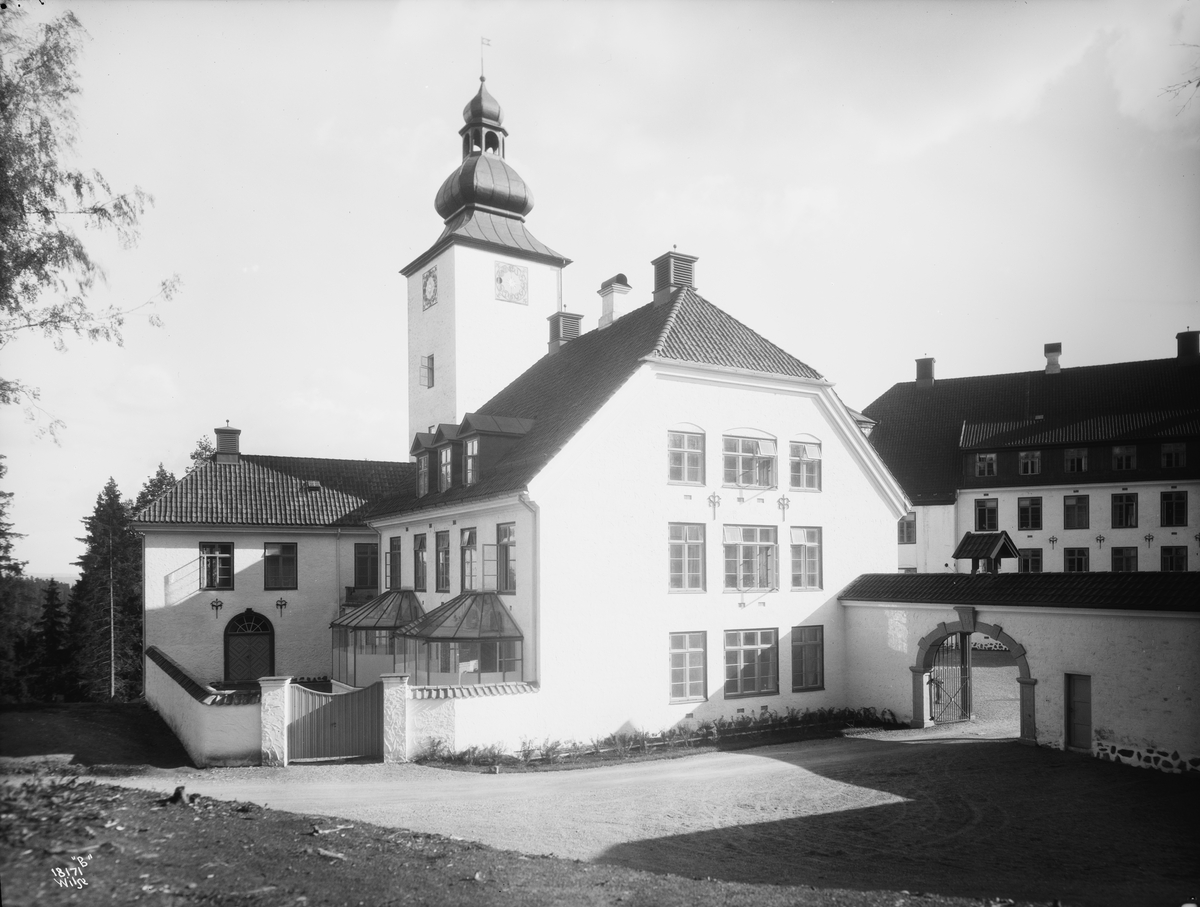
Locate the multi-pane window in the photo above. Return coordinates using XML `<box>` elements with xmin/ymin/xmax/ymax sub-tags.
<box><xmin>1111</xmin><ymin>493</ymin><xmax>1138</xmax><ymax>529</ymax></box>
<box><xmin>1017</xmin><ymin>497</ymin><xmax>1042</xmax><ymax>531</ymax></box>
<box><xmin>413</xmin><ymin>534</ymin><xmax>427</xmax><ymax>592</ymax></box>
<box><xmin>1064</xmin><ymin>495</ymin><xmax>1090</xmax><ymax>530</ymax></box>
<box><xmin>722</xmin><ymin>436</ymin><xmax>776</xmax><ymax>488</ymax></box>
<box><xmin>497</xmin><ymin>523</ymin><xmax>516</xmax><ymax>593</ymax></box>
<box><xmin>1112</xmin><ymin>446</ymin><xmax>1136</xmax><ymax>470</ymax></box>
<box><xmin>263</xmin><ymin>543</ymin><xmax>297</xmax><ymax>590</ymax></box>
<box><xmin>354</xmin><ymin>543</ymin><xmax>378</xmax><ymax>589</ymax></box>
<box><xmin>668</xmin><ymin>524</ymin><xmax>705</xmax><ymax>591</ymax></box>
<box><xmin>668</xmin><ymin>432</ymin><xmax>704</xmax><ymax>484</ymax></box>
<box><xmin>386</xmin><ymin>537</ymin><xmax>402</xmax><ymax>590</ymax></box>
<box><xmin>1019</xmin><ymin>451</ymin><xmax>1041</xmax><ymax>475</ymax></box>
<box><xmin>200</xmin><ymin>543</ymin><xmax>233</xmax><ymax>590</ymax></box>
<box><xmin>1161</xmin><ymin>442</ymin><xmax>1186</xmax><ymax>468</ymax></box>
<box><xmin>1018</xmin><ymin>548</ymin><xmax>1042</xmax><ymax>573</ymax></box>
<box><xmin>669</xmin><ymin>632</ymin><xmax>706</xmax><ymax>702</ymax></box>
<box><xmin>1161</xmin><ymin>546</ymin><xmax>1188</xmax><ymax>572</ymax></box>
<box><xmin>419</xmin><ymin>354</ymin><xmax>435</xmax><ymax>388</ymax></box>
<box><xmin>791</xmin><ymin>625</ymin><xmax>824</xmax><ymax>692</ymax></box>
<box><xmin>438</xmin><ymin>447</ymin><xmax>452</xmax><ymax>492</ymax></box>
<box><xmin>974</xmin><ymin>453</ymin><xmax>997</xmax><ymax>478</ymax></box>
<box><xmin>722</xmin><ymin>526</ymin><xmax>777</xmax><ymax>591</ymax></box>
<box><xmin>461</xmin><ymin>528</ymin><xmax>477</xmax><ymax>590</ymax></box>
<box><xmin>1111</xmin><ymin>547</ymin><xmax>1137</xmax><ymax>573</ymax></box>
<box><xmin>898</xmin><ymin>512</ymin><xmax>916</xmax><ymax>545</ymax></box>
<box><xmin>435</xmin><ymin>531</ymin><xmax>450</xmax><ymax>592</ymax></box>
<box><xmin>1161</xmin><ymin>491</ymin><xmax>1188</xmax><ymax>527</ymax></box>
<box><xmin>1064</xmin><ymin>448</ymin><xmax>1088</xmax><ymax>473</ymax></box>
<box><xmin>789</xmin><ymin>527</ymin><xmax>822</xmax><ymax>590</ymax></box>
<box><xmin>416</xmin><ymin>455</ymin><xmax>429</xmax><ymax>496</ymax></box>
<box><xmin>464</xmin><ymin>438</ymin><xmax>479</xmax><ymax>485</ymax></box>
<box><xmin>724</xmin><ymin>629</ymin><xmax>778</xmax><ymax>697</ymax></box>
<box><xmin>1064</xmin><ymin>547</ymin><xmax>1089</xmax><ymax>573</ymax></box>
<box><xmin>789</xmin><ymin>442</ymin><xmax>821</xmax><ymax>491</ymax></box>
<box><xmin>975</xmin><ymin>498</ymin><xmax>997</xmax><ymax>531</ymax></box>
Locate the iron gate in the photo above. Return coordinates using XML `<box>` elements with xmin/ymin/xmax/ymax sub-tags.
<box><xmin>288</xmin><ymin>681</ymin><xmax>383</xmax><ymax>761</ymax></box>
<box><xmin>929</xmin><ymin>632</ymin><xmax>971</xmax><ymax>723</ymax></box>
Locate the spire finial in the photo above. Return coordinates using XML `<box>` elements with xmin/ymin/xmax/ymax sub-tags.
<box><xmin>481</xmin><ymin>36</ymin><xmax>491</xmax><ymax>79</ymax></box>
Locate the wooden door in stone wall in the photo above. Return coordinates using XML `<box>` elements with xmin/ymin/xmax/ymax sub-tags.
<box><xmin>1066</xmin><ymin>673</ymin><xmax>1092</xmax><ymax>750</ymax></box>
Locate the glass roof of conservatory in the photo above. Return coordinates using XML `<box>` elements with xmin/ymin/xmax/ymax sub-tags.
<box><xmin>330</xmin><ymin>589</ymin><xmax>425</xmax><ymax>630</ymax></box>
<box><xmin>398</xmin><ymin>591</ymin><xmax>524</xmax><ymax>641</ymax></box>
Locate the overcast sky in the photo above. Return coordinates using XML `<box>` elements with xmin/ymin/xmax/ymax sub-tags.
<box><xmin>3</xmin><ymin>0</ymin><xmax>1198</xmax><ymax>581</ymax></box>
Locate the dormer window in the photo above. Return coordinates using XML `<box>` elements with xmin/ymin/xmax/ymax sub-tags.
<box><xmin>465</xmin><ymin>438</ymin><xmax>479</xmax><ymax>485</ymax></box>
<box><xmin>439</xmin><ymin>447</ymin><xmax>452</xmax><ymax>492</ymax></box>
<box><xmin>974</xmin><ymin>453</ymin><xmax>997</xmax><ymax>478</ymax></box>
<box><xmin>722</xmin><ymin>436</ymin><xmax>776</xmax><ymax>488</ymax></box>
<box><xmin>417</xmin><ymin>455</ymin><xmax>429</xmax><ymax>497</ymax></box>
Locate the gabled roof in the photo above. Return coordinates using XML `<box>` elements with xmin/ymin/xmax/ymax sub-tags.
<box><xmin>370</xmin><ymin>288</ymin><xmax>824</xmax><ymax>518</ymax></box>
<box><xmin>951</xmin><ymin>531</ymin><xmax>1020</xmax><ymax>562</ymax></box>
<box><xmin>862</xmin><ymin>357</ymin><xmax>1200</xmax><ymax>505</ymax></box>
<box><xmin>839</xmin><ymin>572</ymin><xmax>1200</xmax><ymax>612</ymax></box>
<box><xmin>135</xmin><ymin>455</ymin><xmax>412</xmax><ymax>528</ymax></box>
<box><xmin>330</xmin><ymin>590</ymin><xmax>426</xmax><ymax>630</ymax></box>
<box><xmin>458</xmin><ymin>413</ymin><xmax>535</xmax><ymax>436</ymax></box>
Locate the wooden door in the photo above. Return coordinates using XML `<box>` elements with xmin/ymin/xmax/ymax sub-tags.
<box><xmin>1066</xmin><ymin>673</ymin><xmax>1091</xmax><ymax>750</ymax></box>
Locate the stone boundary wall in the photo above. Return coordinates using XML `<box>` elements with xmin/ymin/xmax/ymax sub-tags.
<box><xmin>1095</xmin><ymin>742</ymin><xmax>1200</xmax><ymax>774</ymax></box>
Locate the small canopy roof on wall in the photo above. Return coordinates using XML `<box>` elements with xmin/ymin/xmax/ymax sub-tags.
<box><xmin>952</xmin><ymin>531</ymin><xmax>1020</xmax><ymax>574</ymax></box>
<box><xmin>330</xmin><ymin>589</ymin><xmax>425</xmax><ymax>630</ymax></box>
<box><xmin>398</xmin><ymin>591</ymin><xmax>523</xmax><ymax>641</ymax></box>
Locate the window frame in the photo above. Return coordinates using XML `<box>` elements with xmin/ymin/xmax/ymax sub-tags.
<box><xmin>1111</xmin><ymin>546</ymin><xmax>1138</xmax><ymax>573</ymax></box>
<box><xmin>1063</xmin><ymin>495</ymin><xmax>1090</xmax><ymax>530</ymax></box>
<box><xmin>897</xmin><ymin>512</ymin><xmax>916</xmax><ymax>545</ymax></box>
<box><xmin>497</xmin><ymin>523</ymin><xmax>516</xmax><ymax>594</ymax></box>
<box><xmin>435</xmin><ymin>530</ymin><xmax>450</xmax><ymax>593</ymax></box>
<box><xmin>1161</xmin><ymin>546</ymin><xmax>1188</xmax><ymax>572</ymax></box>
<box><xmin>353</xmin><ymin>543</ymin><xmax>378</xmax><ymax>589</ymax></box>
<box><xmin>722</xmin><ymin>436</ymin><xmax>777</xmax><ymax>489</ymax></box>
<box><xmin>1161</xmin><ymin>442</ymin><xmax>1186</xmax><ymax>468</ymax></box>
<box><xmin>668</xmin><ymin>523</ymin><xmax>705</xmax><ymax>592</ymax></box>
<box><xmin>1017</xmin><ymin>496</ymin><xmax>1042</xmax><ymax>531</ymax></box>
<box><xmin>200</xmin><ymin>542</ymin><xmax>234</xmax><ymax>590</ymax></box>
<box><xmin>438</xmin><ymin>447</ymin><xmax>452</xmax><ymax>492</ymax></box>
<box><xmin>461</xmin><ymin>527</ymin><xmax>478</xmax><ymax>591</ymax></box>
<box><xmin>667</xmin><ymin>431</ymin><xmax>705</xmax><ymax>485</ymax></box>
<box><xmin>1064</xmin><ymin>547</ymin><xmax>1090</xmax><ymax>573</ymax></box>
<box><xmin>416</xmin><ymin>455</ymin><xmax>429</xmax><ymax>497</ymax></box>
<box><xmin>1111</xmin><ymin>493</ymin><xmax>1138</xmax><ymax>529</ymax></box>
<box><xmin>1111</xmin><ymin>445</ymin><xmax>1136</xmax><ymax>471</ymax></box>
<box><xmin>386</xmin><ymin>537</ymin><xmax>402</xmax><ymax>590</ymax></box>
<box><xmin>669</xmin><ymin>632</ymin><xmax>707</xmax><ymax>702</ymax></box>
<box><xmin>1161</xmin><ymin>491</ymin><xmax>1188</xmax><ymax>527</ymax></box>
<box><xmin>419</xmin><ymin>354</ymin><xmax>435</xmax><ymax>388</ymax></box>
<box><xmin>974</xmin><ymin>498</ymin><xmax>998</xmax><ymax>532</ymax></box>
<box><xmin>1064</xmin><ymin>448</ymin><xmax>1088</xmax><ymax>473</ymax></box>
<box><xmin>413</xmin><ymin>533</ymin><xmax>427</xmax><ymax>592</ymax></box>
<box><xmin>723</xmin><ymin>628</ymin><xmax>779</xmax><ymax>698</ymax></box>
<box><xmin>791</xmin><ymin>625</ymin><xmax>824</xmax><ymax>692</ymax></box>
<box><xmin>1019</xmin><ymin>450</ymin><xmax>1041</xmax><ymax>475</ymax></box>
<box><xmin>974</xmin><ymin>453</ymin><xmax>997</xmax><ymax>478</ymax></box>
<box><xmin>789</xmin><ymin>527</ymin><xmax>822</xmax><ymax>590</ymax></box>
<box><xmin>1018</xmin><ymin>548</ymin><xmax>1042</xmax><ymax>573</ymax></box>
<box><xmin>789</xmin><ymin>441</ymin><xmax>822</xmax><ymax>491</ymax></box>
<box><xmin>464</xmin><ymin>438</ymin><xmax>479</xmax><ymax>485</ymax></box>
<box><xmin>263</xmin><ymin>542</ymin><xmax>297</xmax><ymax>591</ymax></box>
<box><xmin>722</xmin><ymin>525</ymin><xmax>778</xmax><ymax>592</ymax></box>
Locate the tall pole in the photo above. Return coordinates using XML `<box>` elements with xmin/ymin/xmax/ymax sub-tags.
<box><xmin>109</xmin><ymin>528</ymin><xmax>115</xmax><ymax>700</ymax></box>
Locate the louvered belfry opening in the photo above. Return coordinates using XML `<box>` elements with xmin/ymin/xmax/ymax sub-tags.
<box><xmin>547</xmin><ymin>310</ymin><xmax>584</xmax><ymax>354</ymax></box>
<box><xmin>650</xmin><ymin>250</ymin><xmax>698</xmax><ymax>304</ymax></box>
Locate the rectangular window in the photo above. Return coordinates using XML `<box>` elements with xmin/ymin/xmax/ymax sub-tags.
<box><xmin>413</xmin><ymin>534</ymin><xmax>427</xmax><ymax>592</ymax></box>
<box><xmin>386</xmin><ymin>537</ymin><xmax>402</xmax><ymax>590</ymax></box>
<box><xmin>975</xmin><ymin>498</ymin><xmax>998</xmax><ymax>532</ymax></box>
<box><xmin>354</xmin><ymin>543</ymin><xmax>378</xmax><ymax>589</ymax></box>
<box><xmin>461</xmin><ymin>528</ymin><xmax>477</xmax><ymax>591</ymax></box>
<box><xmin>200</xmin><ymin>543</ymin><xmax>233</xmax><ymax>590</ymax></box>
<box><xmin>722</xmin><ymin>436</ymin><xmax>776</xmax><ymax>488</ymax></box>
<box><xmin>419</xmin><ymin>354</ymin><xmax>434</xmax><ymax>388</ymax></box>
<box><xmin>722</xmin><ymin>526</ymin><xmax>777</xmax><ymax>591</ymax></box>
<box><xmin>1161</xmin><ymin>546</ymin><xmax>1188</xmax><ymax>572</ymax></box>
<box><xmin>1017</xmin><ymin>496</ymin><xmax>1042</xmax><ymax>531</ymax></box>
<box><xmin>416</xmin><ymin>455</ymin><xmax>429</xmax><ymax>497</ymax></box>
<box><xmin>789</xmin><ymin>527</ymin><xmax>822</xmax><ymax>590</ymax></box>
<box><xmin>1064</xmin><ymin>448</ymin><xmax>1088</xmax><ymax>473</ymax></box>
<box><xmin>1019</xmin><ymin>451</ymin><xmax>1041</xmax><ymax>475</ymax></box>
<box><xmin>1161</xmin><ymin>491</ymin><xmax>1188</xmax><ymax>527</ymax></box>
<box><xmin>668</xmin><ymin>524</ymin><xmax>705</xmax><ymax>591</ymax></box>
<box><xmin>1018</xmin><ymin>548</ymin><xmax>1042</xmax><ymax>573</ymax></box>
<box><xmin>724</xmin><ymin>629</ymin><xmax>779</xmax><ymax>697</ymax></box>
<box><xmin>1161</xmin><ymin>442</ymin><xmax>1186</xmax><ymax>468</ymax></box>
<box><xmin>464</xmin><ymin>438</ymin><xmax>479</xmax><ymax>485</ymax></box>
<box><xmin>497</xmin><ymin>523</ymin><xmax>516</xmax><ymax>593</ymax></box>
<box><xmin>897</xmin><ymin>512</ymin><xmax>916</xmax><ymax>545</ymax></box>
<box><xmin>435</xmin><ymin>530</ymin><xmax>450</xmax><ymax>592</ymax></box>
<box><xmin>263</xmin><ymin>543</ymin><xmax>297</xmax><ymax>590</ymax></box>
<box><xmin>669</xmin><ymin>632</ymin><xmax>706</xmax><ymax>702</ymax></box>
<box><xmin>1111</xmin><ymin>493</ymin><xmax>1138</xmax><ymax>529</ymax></box>
<box><xmin>438</xmin><ymin>447</ymin><xmax>452</xmax><ymax>492</ymax></box>
<box><xmin>667</xmin><ymin>432</ymin><xmax>704</xmax><ymax>484</ymax></box>
<box><xmin>789</xmin><ymin>442</ymin><xmax>822</xmax><ymax>491</ymax></box>
<box><xmin>1112</xmin><ymin>445</ymin><xmax>1136</xmax><ymax>470</ymax></box>
<box><xmin>974</xmin><ymin>453</ymin><xmax>997</xmax><ymax>478</ymax></box>
<box><xmin>791</xmin><ymin>625</ymin><xmax>824</xmax><ymax>692</ymax></box>
<box><xmin>1064</xmin><ymin>547</ymin><xmax>1089</xmax><ymax>573</ymax></box>
<box><xmin>1111</xmin><ymin>547</ymin><xmax>1137</xmax><ymax>573</ymax></box>
<box><xmin>1063</xmin><ymin>495</ymin><xmax>1090</xmax><ymax>530</ymax></box>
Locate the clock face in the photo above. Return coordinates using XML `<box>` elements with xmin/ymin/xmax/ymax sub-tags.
<box><xmin>494</xmin><ymin>262</ymin><xmax>529</xmax><ymax>305</ymax></box>
<box><xmin>422</xmin><ymin>266</ymin><xmax>438</xmax><ymax>310</ymax></box>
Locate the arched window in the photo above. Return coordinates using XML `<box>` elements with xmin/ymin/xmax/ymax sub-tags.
<box><xmin>471</xmin><ymin>129</ymin><xmax>482</xmax><ymax>153</ymax></box>
<box><xmin>484</xmin><ymin>131</ymin><xmax>500</xmax><ymax>154</ymax></box>
<box><xmin>224</xmin><ymin>609</ymin><xmax>274</xmax><ymax>682</ymax></box>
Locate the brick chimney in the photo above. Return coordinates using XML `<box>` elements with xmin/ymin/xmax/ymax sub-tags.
<box><xmin>214</xmin><ymin>424</ymin><xmax>241</xmax><ymax>465</ymax></box>
<box><xmin>597</xmin><ymin>273</ymin><xmax>631</xmax><ymax>329</ymax></box>
<box><xmin>650</xmin><ymin>250</ymin><xmax>697</xmax><ymax>305</ymax></box>
<box><xmin>915</xmin><ymin>357</ymin><xmax>935</xmax><ymax>388</ymax></box>
<box><xmin>1177</xmin><ymin>330</ymin><xmax>1199</xmax><ymax>360</ymax></box>
<box><xmin>547</xmin><ymin>311</ymin><xmax>583</xmax><ymax>354</ymax></box>
<box><xmin>1044</xmin><ymin>342</ymin><xmax>1062</xmax><ymax>375</ymax></box>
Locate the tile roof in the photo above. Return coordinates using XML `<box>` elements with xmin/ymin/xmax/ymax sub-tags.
<box><xmin>401</xmin><ymin>210</ymin><xmax>570</xmax><ymax>276</ymax></box>
<box><xmin>862</xmin><ymin>357</ymin><xmax>1200</xmax><ymax>504</ymax></box>
<box><xmin>369</xmin><ymin>288</ymin><xmax>825</xmax><ymax>518</ymax></box>
<box><xmin>838</xmin><ymin>572</ymin><xmax>1200</xmax><ymax>612</ymax></box>
<box><xmin>135</xmin><ymin>455</ymin><xmax>413</xmax><ymax>528</ymax></box>
<box><xmin>950</xmin><ymin>531</ymin><xmax>1019</xmax><ymax>562</ymax></box>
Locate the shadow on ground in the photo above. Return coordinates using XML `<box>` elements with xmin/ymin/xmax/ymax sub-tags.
<box><xmin>0</xmin><ymin>702</ymin><xmax>194</xmax><ymax>770</ymax></box>
<box><xmin>599</xmin><ymin>735</ymin><xmax>1200</xmax><ymax>907</ymax></box>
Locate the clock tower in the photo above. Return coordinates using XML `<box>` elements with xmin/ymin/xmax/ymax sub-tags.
<box><xmin>401</xmin><ymin>77</ymin><xmax>571</xmax><ymax>437</ymax></box>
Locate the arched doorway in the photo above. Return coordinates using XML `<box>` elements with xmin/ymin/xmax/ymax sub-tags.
<box><xmin>224</xmin><ymin>609</ymin><xmax>275</xmax><ymax>682</ymax></box>
<box><xmin>909</xmin><ymin>606</ymin><xmax>1037</xmax><ymax>744</ymax></box>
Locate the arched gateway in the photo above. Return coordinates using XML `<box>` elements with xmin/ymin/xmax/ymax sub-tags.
<box><xmin>909</xmin><ymin>606</ymin><xmax>1037</xmax><ymax>744</ymax></box>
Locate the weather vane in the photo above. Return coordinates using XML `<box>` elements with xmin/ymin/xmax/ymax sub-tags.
<box><xmin>481</xmin><ymin>37</ymin><xmax>491</xmax><ymax>79</ymax></box>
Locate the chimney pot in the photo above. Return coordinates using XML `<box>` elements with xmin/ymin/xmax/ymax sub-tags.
<box><xmin>597</xmin><ymin>274</ymin><xmax>632</xmax><ymax>329</ymax></box>
<box><xmin>1177</xmin><ymin>330</ymin><xmax>1199</xmax><ymax>360</ymax></box>
<box><xmin>1044</xmin><ymin>342</ymin><xmax>1062</xmax><ymax>375</ymax></box>
<box><xmin>915</xmin><ymin>357</ymin><xmax>935</xmax><ymax>388</ymax></box>
<box><xmin>213</xmin><ymin>425</ymin><xmax>241</xmax><ymax>465</ymax></box>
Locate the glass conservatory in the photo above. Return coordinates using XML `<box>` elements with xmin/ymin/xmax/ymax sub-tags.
<box><xmin>398</xmin><ymin>591</ymin><xmax>524</xmax><ymax>686</ymax></box>
<box><xmin>330</xmin><ymin>589</ymin><xmax>425</xmax><ymax>687</ymax></box>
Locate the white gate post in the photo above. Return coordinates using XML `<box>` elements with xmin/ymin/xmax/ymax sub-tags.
<box><xmin>259</xmin><ymin>676</ymin><xmax>292</xmax><ymax>767</ymax></box>
<box><xmin>380</xmin><ymin>673</ymin><xmax>410</xmax><ymax>763</ymax></box>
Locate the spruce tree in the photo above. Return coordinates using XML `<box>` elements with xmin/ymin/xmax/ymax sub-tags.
<box><xmin>34</xmin><ymin>580</ymin><xmax>72</xmax><ymax>699</ymax></box>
